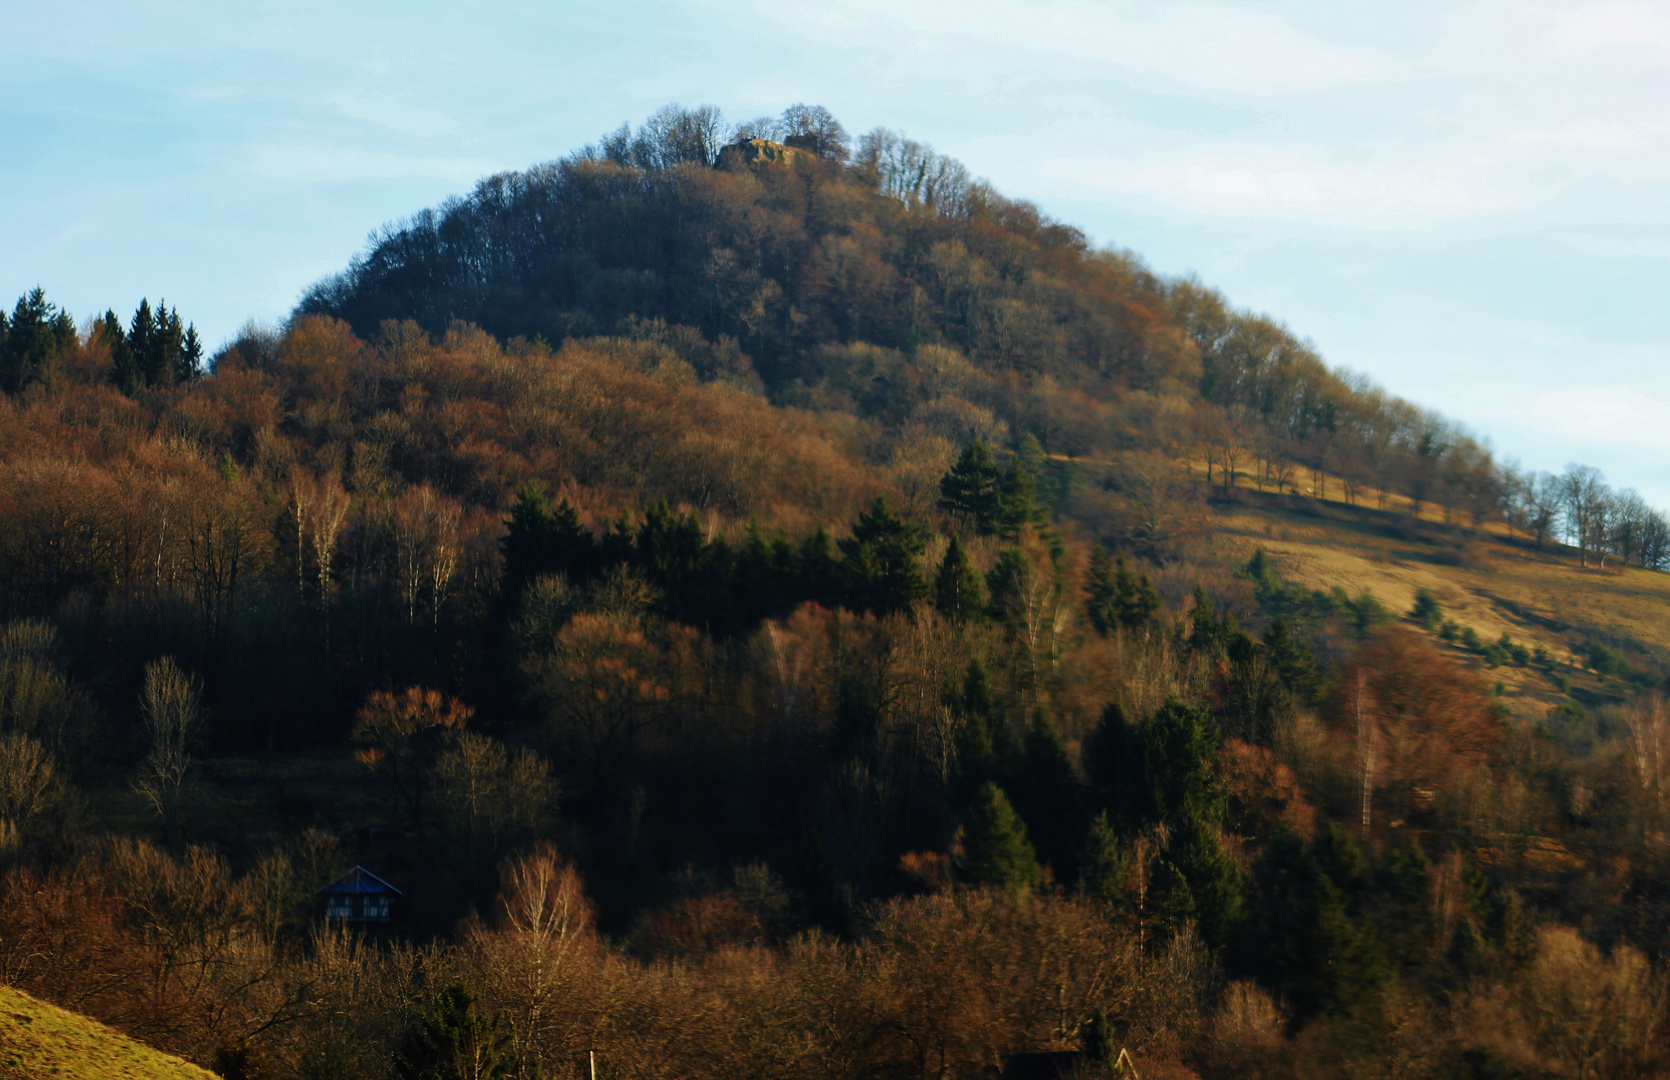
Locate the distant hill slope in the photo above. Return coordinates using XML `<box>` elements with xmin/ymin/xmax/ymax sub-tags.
<box><xmin>1208</xmin><ymin>488</ymin><xmax>1670</xmax><ymax>718</ymax></box>
<box><xmin>0</xmin><ymin>985</ymin><xmax>218</xmax><ymax>1080</ymax></box>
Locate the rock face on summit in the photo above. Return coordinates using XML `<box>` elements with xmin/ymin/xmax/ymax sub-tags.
<box><xmin>716</xmin><ymin>138</ymin><xmax>808</xmax><ymax>169</ymax></box>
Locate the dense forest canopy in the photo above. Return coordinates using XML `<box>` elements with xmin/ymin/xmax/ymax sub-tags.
<box><xmin>296</xmin><ymin>104</ymin><xmax>1670</xmax><ymax>568</ymax></box>
<box><xmin>2</xmin><ymin>103</ymin><xmax>1670</xmax><ymax>1079</ymax></box>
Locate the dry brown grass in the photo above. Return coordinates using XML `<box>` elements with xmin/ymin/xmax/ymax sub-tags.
<box><xmin>1197</xmin><ymin>491</ymin><xmax>1670</xmax><ymax>720</ymax></box>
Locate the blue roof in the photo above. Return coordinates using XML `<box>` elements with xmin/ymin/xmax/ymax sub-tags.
<box><xmin>316</xmin><ymin>866</ymin><xmax>402</xmax><ymax>896</ymax></box>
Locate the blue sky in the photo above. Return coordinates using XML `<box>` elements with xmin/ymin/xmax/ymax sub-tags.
<box><xmin>5</xmin><ymin>1</ymin><xmax>1670</xmax><ymax>504</ymax></box>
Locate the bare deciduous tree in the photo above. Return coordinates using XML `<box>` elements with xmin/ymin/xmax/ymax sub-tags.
<box><xmin>133</xmin><ymin>657</ymin><xmax>202</xmax><ymax>827</ymax></box>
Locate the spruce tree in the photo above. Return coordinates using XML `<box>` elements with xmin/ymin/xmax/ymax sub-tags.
<box><xmin>933</xmin><ymin>535</ymin><xmax>985</xmax><ymax>622</ymax></box>
<box><xmin>500</xmin><ymin>482</ymin><xmax>558</xmax><ymax>599</ymax></box>
<box><xmin>797</xmin><ymin>525</ymin><xmax>841</xmax><ymax>608</ymax></box>
<box><xmin>1262</xmin><ymin>617</ymin><xmax>1322</xmax><ymax>705</ymax></box>
<box><xmin>959</xmin><ymin>781</ymin><xmax>1044</xmax><ymax>898</ymax></box>
<box><xmin>1008</xmin><ymin>709</ymin><xmax>1087</xmax><ymax>883</ymax></box>
<box><xmin>1086</xmin><ymin>543</ymin><xmax>1118</xmax><ymax>636</ymax></box>
<box><xmin>101</xmin><ymin>310</ymin><xmax>139</xmax><ymax>394</ymax></box>
<box><xmin>838</xmin><ymin>497</ymin><xmax>927</xmax><ymax>616</ymax></box>
<box><xmin>1242</xmin><ymin>827</ymin><xmax>1389</xmax><ymax>1022</ymax></box>
<box><xmin>995</xmin><ymin>439</ymin><xmax>1048</xmax><ymax>538</ymax></box>
<box><xmin>1114</xmin><ymin>552</ymin><xmax>1162</xmax><ymax>629</ymax></box>
<box><xmin>1084</xmin><ymin>702</ymin><xmax>1144</xmax><ymax>832</ymax></box>
<box><xmin>939</xmin><ymin>441</ymin><xmax>1002</xmax><ymax>532</ymax></box>
<box><xmin>129</xmin><ymin>299</ymin><xmax>159</xmax><ymax>385</ymax></box>
<box><xmin>396</xmin><ymin>982</ymin><xmax>518</xmax><ymax>1080</ymax></box>
<box><xmin>1079</xmin><ymin>811</ymin><xmax>1128</xmax><ymax>909</ymax></box>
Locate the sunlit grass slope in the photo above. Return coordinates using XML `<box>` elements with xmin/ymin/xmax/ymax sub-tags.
<box><xmin>0</xmin><ymin>985</ymin><xmax>218</xmax><ymax>1080</ymax></box>
<box><xmin>1208</xmin><ymin>489</ymin><xmax>1670</xmax><ymax>719</ymax></box>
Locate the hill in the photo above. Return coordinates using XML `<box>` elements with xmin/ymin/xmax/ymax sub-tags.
<box><xmin>0</xmin><ymin>103</ymin><xmax>1668</xmax><ymax>1078</ymax></box>
<box><xmin>0</xmin><ymin>985</ymin><xmax>218</xmax><ymax>1080</ymax></box>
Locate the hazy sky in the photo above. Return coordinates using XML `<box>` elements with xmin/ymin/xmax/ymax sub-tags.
<box><xmin>5</xmin><ymin>1</ymin><xmax>1669</xmax><ymax>503</ymax></box>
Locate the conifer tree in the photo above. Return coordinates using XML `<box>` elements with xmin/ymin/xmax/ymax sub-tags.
<box><xmin>1079</xmin><ymin>811</ymin><xmax>1128</xmax><ymax>909</ymax></box>
<box><xmin>797</xmin><ymin>525</ymin><xmax>841</xmax><ymax>608</ymax></box>
<box><xmin>933</xmin><ymin>535</ymin><xmax>985</xmax><ymax>622</ymax></box>
<box><xmin>1242</xmin><ymin>826</ymin><xmax>1390</xmax><ymax>1021</ymax></box>
<box><xmin>500</xmin><ymin>482</ymin><xmax>557</xmax><ymax>598</ymax></box>
<box><xmin>396</xmin><ymin>982</ymin><xmax>517</xmax><ymax>1080</ymax></box>
<box><xmin>1262</xmin><ymin>617</ymin><xmax>1322</xmax><ymax>705</ymax></box>
<box><xmin>1084</xmin><ymin>702</ymin><xmax>1144</xmax><ymax>832</ymax></box>
<box><xmin>1008</xmin><ymin>709</ymin><xmax>1087</xmax><ymax>883</ymax></box>
<box><xmin>101</xmin><ymin>310</ymin><xmax>139</xmax><ymax>393</ymax></box>
<box><xmin>959</xmin><ymin>781</ymin><xmax>1044</xmax><ymax>898</ymax></box>
<box><xmin>838</xmin><ymin>497</ymin><xmax>927</xmax><ymax>616</ymax></box>
<box><xmin>939</xmin><ymin>441</ymin><xmax>1002</xmax><ymax>531</ymax></box>
<box><xmin>0</xmin><ymin>288</ymin><xmax>75</xmax><ymax>393</ymax></box>
<box><xmin>1088</xmin><ymin>545</ymin><xmax>1163</xmax><ymax>635</ymax></box>
<box><xmin>995</xmin><ymin>439</ymin><xmax>1048</xmax><ymax>538</ymax></box>
<box><xmin>1086</xmin><ymin>543</ymin><xmax>1118</xmax><ymax>636</ymax></box>
<box><xmin>1114</xmin><ymin>551</ymin><xmax>1162</xmax><ymax>629</ymax></box>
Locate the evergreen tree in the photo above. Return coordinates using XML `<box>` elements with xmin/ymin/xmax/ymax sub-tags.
<box><xmin>995</xmin><ymin>437</ymin><xmax>1048</xmax><ymax>538</ymax></box>
<box><xmin>1240</xmin><ymin>826</ymin><xmax>1390</xmax><ymax>1021</ymax></box>
<box><xmin>983</xmin><ymin>545</ymin><xmax>1031</xmax><ymax>622</ymax></box>
<box><xmin>1262</xmin><ymin>617</ymin><xmax>1322</xmax><ymax>705</ymax></box>
<box><xmin>1079</xmin><ymin>811</ymin><xmax>1128</xmax><ymax>909</ymax></box>
<box><xmin>1086</xmin><ymin>543</ymin><xmax>1118</xmax><ymax>636</ymax></box>
<box><xmin>0</xmin><ymin>288</ymin><xmax>76</xmax><ymax>393</ymax></box>
<box><xmin>1114</xmin><ymin>552</ymin><xmax>1162</xmax><ymax>629</ymax></box>
<box><xmin>1410</xmin><ymin>588</ymin><xmax>1443</xmax><ymax>632</ymax></box>
<box><xmin>101</xmin><ymin>310</ymin><xmax>139</xmax><ymax>393</ymax></box>
<box><xmin>939</xmin><ymin>441</ymin><xmax>1002</xmax><ymax>532</ymax></box>
<box><xmin>838</xmin><ymin>497</ymin><xmax>928</xmax><ymax>616</ymax></box>
<box><xmin>952</xmin><ymin>661</ymin><xmax>1002</xmax><ymax>798</ymax></box>
<box><xmin>1084</xmin><ymin>702</ymin><xmax>1144</xmax><ymax>832</ymax></box>
<box><xmin>959</xmin><ymin>781</ymin><xmax>1044</xmax><ymax>898</ymax></box>
<box><xmin>1007</xmin><ymin>710</ymin><xmax>1087</xmax><ymax>883</ymax></box>
<box><xmin>933</xmin><ymin>535</ymin><xmax>985</xmax><ymax>622</ymax></box>
<box><xmin>500</xmin><ymin>482</ymin><xmax>558</xmax><ymax>599</ymax></box>
<box><xmin>396</xmin><ymin>982</ymin><xmax>518</xmax><ymax>1080</ymax></box>
<box><xmin>129</xmin><ymin>299</ymin><xmax>159</xmax><ymax>385</ymax></box>
<box><xmin>797</xmin><ymin>525</ymin><xmax>842</xmax><ymax>608</ymax></box>
<box><xmin>501</xmin><ymin>483</ymin><xmax>599</xmax><ymax>599</ymax></box>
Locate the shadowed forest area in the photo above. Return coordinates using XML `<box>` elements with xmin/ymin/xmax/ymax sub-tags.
<box><xmin>3</xmin><ymin>104</ymin><xmax>1670</xmax><ymax>1079</ymax></box>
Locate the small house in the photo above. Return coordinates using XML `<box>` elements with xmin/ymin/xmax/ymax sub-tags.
<box><xmin>316</xmin><ymin>866</ymin><xmax>402</xmax><ymax>924</ymax></box>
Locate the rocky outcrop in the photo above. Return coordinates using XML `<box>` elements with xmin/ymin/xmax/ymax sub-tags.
<box><xmin>716</xmin><ymin>138</ymin><xmax>808</xmax><ymax>170</ymax></box>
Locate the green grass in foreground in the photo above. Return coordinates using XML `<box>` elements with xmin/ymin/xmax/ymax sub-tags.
<box><xmin>0</xmin><ymin>985</ymin><xmax>218</xmax><ymax>1080</ymax></box>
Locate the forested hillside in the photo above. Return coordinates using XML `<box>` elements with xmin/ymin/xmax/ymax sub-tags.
<box><xmin>1</xmin><ymin>104</ymin><xmax>1668</xmax><ymax>1079</ymax></box>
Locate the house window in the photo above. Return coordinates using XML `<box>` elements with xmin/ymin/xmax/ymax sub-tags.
<box><xmin>325</xmin><ymin>896</ymin><xmax>352</xmax><ymax>919</ymax></box>
<box><xmin>361</xmin><ymin>896</ymin><xmax>390</xmax><ymax>920</ymax></box>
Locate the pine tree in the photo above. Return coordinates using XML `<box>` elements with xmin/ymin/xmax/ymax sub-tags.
<box><xmin>984</xmin><ymin>546</ymin><xmax>1030</xmax><ymax>622</ymax></box>
<box><xmin>939</xmin><ymin>441</ymin><xmax>1002</xmax><ymax>532</ymax></box>
<box><xmin>1262</xmin><ymin>617</ymin><xmax>1322</xmax><ymax>705</ymax></box>
<box><xmin>797</xmin><ymin>525</ymin><xmax>841</xmax><ymax>608</ymax></box>
<box><xmin>1079</xmin><ymin>811</ymin><xmax>1128</xmax><ymax>909</ymax></box>
<box><xmin>1114</xmin><ymin>552</ymin><xmax>1162</xmax><ymax>629</ymax></box>
<box><xmin>1</xmin><ymin>288</ymin><xmax>75</xmax><ymax>393</ymax></box>
<box><xmin>101</xmin><ymin>310</ymin><xmax>139</xmax><ymax>393</ymax></box>
<box><xmin>995</xmin><ymin>438</ymin><xmax>1048</xmax><ymax>538</ymax></box>
<box><xmin>959</xmin><ymin>781</ymin><xmax>1044</xmax><ymax>898</ymax></box>
<box><xmin>1084</xmin><ymin>702</ymin><xmax>1144</xmax><ymax>832</ymax></box>
<box><xmin>933</xmin><ymin>535</ymin><xmax>985</xmax><ymax>622</ymax></box>
<box><xmin>1086</xmin><ymin>543</ymin><xmax>1118</xmax><ymax>636</ymax></box>
<box><xmin>129</xmin><ymin>299</ymin><xmax>159</xmax><ymax>385</ymax></box>
<box><xmin>1242</xmin><ymin>827</ymin><xmax>1389</xmax><ymax>1021</ymax></box>
<box><xmin>1008</xmin><ymin>710</ymin><xmax>1087</xmax><ymax>883</ymax></box>
<box><xmin>500</xmin><ymin>482</ymin><xmax>557</xmax><ymax>599</ymax></box>
<box><xmin>396</xmin><ymin>982</ymin><xmax>518</xmax><ymax>1080</ymax></box>
<box><xmin>838</xmin><ymin>497</ymin><xmax>928</xmax><ymax>616</ymax></box>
